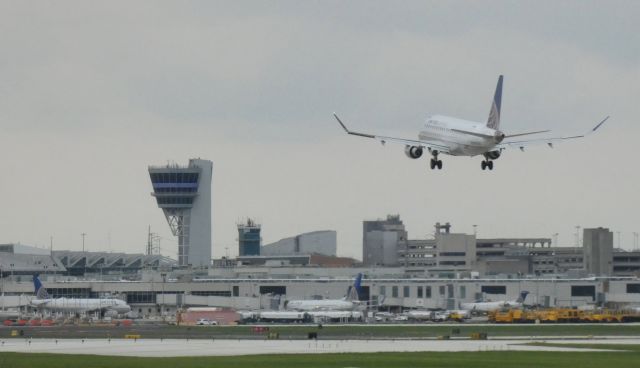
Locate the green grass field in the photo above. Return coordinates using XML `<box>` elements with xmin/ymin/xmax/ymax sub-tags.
<box><xmin>1</xmin><ymin>349</ymin><xmax>640</xmax><ymax>368</ymax></box>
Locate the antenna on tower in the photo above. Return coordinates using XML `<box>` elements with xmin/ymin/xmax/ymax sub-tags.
<box><xmin>147</xmin><ymin>225</ymin><xmax>162</xmax><ymax>256</ymax></box>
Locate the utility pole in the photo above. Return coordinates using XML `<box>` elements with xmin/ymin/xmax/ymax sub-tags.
<box><xmin>81</xmin><ymin>233</ymin><xmax>87</xmax><ymax>252</ymax></box>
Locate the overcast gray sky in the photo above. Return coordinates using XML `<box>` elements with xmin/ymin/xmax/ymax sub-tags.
<box><xmin>1</xmin><ymin>1</ymin><xmax>638</xmax><ymax>260</ymax></box>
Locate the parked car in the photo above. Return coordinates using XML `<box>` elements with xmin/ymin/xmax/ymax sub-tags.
<box><xmin>196</xmin><ymin>319</ymin><xmax>218</xmax><ymax>326</ymax></box>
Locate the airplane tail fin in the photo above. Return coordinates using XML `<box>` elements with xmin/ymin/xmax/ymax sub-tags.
<box><xmin>33</xmin><ymin>274</ymin><xmax>51</xmax><ymax>299</ymax></box>
<box><xmin>487</xmin><ymin>75</ymin><xmax>503</xmax><ymax>130</ymax></box>
<box><xmin>346</xmin><ymin>273</ymin><xmax>363</xmax><ymax>301</ymax></box>
<box><xmin>517</xmin><ymin>291</ymin><xmax>529</xmax><ymax>303</ymax></box>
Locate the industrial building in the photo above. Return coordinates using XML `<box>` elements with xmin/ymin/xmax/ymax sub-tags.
<box><xmin>2</xmin><ymin>194</ymin><xmax>639</xmax><ymax>320</ymax></box>
<box><xmin>0</xmin><ymin>244</ymin><xmax>66</xmax><ymax>276</ymax></box>
<box><xmin>148</xmin><ymin>159</ymin><xmax>213</xmax><ymax>267</ymax></box>
<box><xmin>376</xmin><ymin>219</ymin><xmax>634</xmax><ymax>278</ymax></box>
<box><xmin>52</xmin><ymin>251</ymin><xmax>176</xmax><ymax>276</ymax></box>
<box><xmin>362</xmin><ymin>215</ymin><xmax>407</xmax><ymax>266</ymax></box>
<box><xmin>0</xmin><ymin>239</ymin><xmax>639</xmax><ymax>317</ymax></box>
<box><xmin>261</xmin><ymin>230</ymin><xmax>337</xmax><ymax>257</ymax></box>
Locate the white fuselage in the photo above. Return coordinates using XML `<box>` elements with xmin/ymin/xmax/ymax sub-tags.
<box><xmin>30</xmin><ymin>297</ymin><xmax>131</xmax><ymax>314</ymax></box>
<box><xmin>286</xmin><ymin>299</ymin><xmax>355</xmax><ymax>311</ymax></box>
<box><xmin>460</xmin><ymin>300</ymin><xmax>524</xmax><ymax>312</ymax></box>
<box><xmin>419</xmin><ymin>115</ymin><xmax>502</xmax><ymax>156</ymax></box>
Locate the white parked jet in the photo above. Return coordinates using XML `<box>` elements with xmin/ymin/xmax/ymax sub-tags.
<box><xmin>30</xmin><ymin>275</ymin><xmax>131</xmax><ymax>315</ymax></box>
<box><xmin>334</xmin><ymin>75</ymin><xmax>609</xmax><ymax>170</ymax></box>
<box><xmin>460</xmin><ymin>291</ymin><xmax>529</xmax><ymax>312</ymax></box>
<box><xmin>285</xmin><ymin>274</ymin><xmax>368</xmax><ymax>311</ymax></box>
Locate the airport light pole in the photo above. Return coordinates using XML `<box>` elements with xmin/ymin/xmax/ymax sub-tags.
<box><xmin>160</xmin><ymin>272</ymin><xmax>166</xmax><ymax>320</ymax></box>
<box><xmin>616</xmin><ymin>231</ymin><xmax>621</xmax><ymax>249</ymax></box>
<box><xmin>81</xmin><ymin>233</ymin><xmax>87</xmax><ymax>275</ymax></box>
<box><xmin>1</xmin><ymin>268</ymin><xmax>4</xmax><ymax>311</ymax></box>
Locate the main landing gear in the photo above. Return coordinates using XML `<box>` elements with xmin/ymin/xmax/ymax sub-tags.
<box><xmin>430</xmin><ymin>151</ymin><xmax>443</xmax><ymax>170</ymax></box>
<box><xmin>481</xmin><ymin>160</ymin><xmax>494</xmax><ymax>170</ymax></box>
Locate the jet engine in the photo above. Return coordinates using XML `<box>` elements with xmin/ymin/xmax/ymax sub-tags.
<box><xmin>484</xmin><ymin>150</ymin><xmax>501</xmax><ymax>160</ymax></box>
<box><xmin>494</xmin><ymin>131</ymin><xmax>505</xmax><ymax>143</ymax></box>
<box><xmin>404</xmin><ymin>145</ymin><xmax>423</xmax><ymax>159</ymax></box>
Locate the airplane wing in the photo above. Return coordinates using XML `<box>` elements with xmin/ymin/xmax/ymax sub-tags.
<box><xmin>30</xmin><ymin>299</ymin><xmax>51</xmax><ymax>306</ymax></box>
<box><xmin>334</xmin><ymin>113</ymin><xmax>451</xmax><ymax>154</ymax></box>
<box><xmin>496</xmin><ymin>116</ymin><xmax>609</xmax><ymax>151</ymax></box>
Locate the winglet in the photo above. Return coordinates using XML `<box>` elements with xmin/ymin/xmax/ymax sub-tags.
<box><xmin>564</xmin><ymin>116</ymin><xmax>610</xmax><ymax>139</ymax></box>
<box><xmin>333</xmin><ymin>113</ymin><xmax>376</xmax><ymax>138</ymax></box>
<box><xmin>333</xmin><ymin>113</ymin><xmax>349</xmax><ymax>133</ymax></box>
<box><xmin>591</xmin><ymin>116</ymin><xmax>609</xmax><ymax>133</ymax></box>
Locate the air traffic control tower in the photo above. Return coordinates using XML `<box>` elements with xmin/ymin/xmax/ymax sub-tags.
<box><xmin>149</xmin><ymin>159</ymin><xmax>212</xmax><ymax>267</ymax></box>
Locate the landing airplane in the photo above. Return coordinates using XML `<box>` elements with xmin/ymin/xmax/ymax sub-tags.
<box><xmin>460</xmin><ymin>291</ymin><xmax>529</xmax><ymax>312</ymax></box>
<box><xmin>334</xmin><ymin>75</ymin><xmax>609</xmax><ymax>170</ymax></box>
<box><xmin>285</xmin><ymin>274</ymin><xmax>374</xmax><ymax>311</ymax></box>
<box><xmin>30</xmin><ymin>275</ymin><xmax>131</xmax><ymax>315</ymax></box>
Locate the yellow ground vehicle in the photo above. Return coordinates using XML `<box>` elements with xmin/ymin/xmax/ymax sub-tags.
<box><xmin>489</xmin><ymin>307</ymin><xmax>640</xmax><ymax>324</ymax></box>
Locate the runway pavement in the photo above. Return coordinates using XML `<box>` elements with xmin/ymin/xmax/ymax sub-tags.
<box><xmin>0</xmin><ymin>338</ymin><xmax>636</xmax><ymax>357</ymax></box>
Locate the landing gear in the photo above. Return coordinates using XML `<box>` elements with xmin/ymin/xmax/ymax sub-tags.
<box><xmin>430</xmin><ymin>159</ymin><xmax>442</xmax><ymax>170</ymax></box>
<box><xmin>430</xmin><ymin>151</ymin><xmax>443</xmax><ymax>170</ymax></box>
<box><xmin>481</xmin><ymin>160</ymin><xmax>494</xmax><ymax>171</ymax></box>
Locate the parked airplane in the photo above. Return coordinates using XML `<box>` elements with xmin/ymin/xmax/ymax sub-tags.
<box><xmin>29</xmin><ymin>275</ymin><xmax>131</xmax><ymax>315</ymax></box>
<box><xmin>334</xmin><ymin>75</ymin><xmax>609</xmax><ymax>170</ymax></box>
<box><xmin>285</xmin><ymin>274</ymin><xmax>368</xmax><ymax>311</ymax></box>
<box><xmin>460</xmin><ymin>291</ymin><xmax>529</xmax><ymax>312</ymax></box>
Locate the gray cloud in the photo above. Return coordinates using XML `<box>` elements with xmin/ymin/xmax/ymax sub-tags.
<box><xmin>0</xmin><ymin>1</ymin><xmax>638</xmax><ymax>259</ymax></box>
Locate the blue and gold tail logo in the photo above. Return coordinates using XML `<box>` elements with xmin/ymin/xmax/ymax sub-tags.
<box><xmin>487</xmin><ymin>75</ymin><xmax>503</xmax><ymax>130</ymax></box>
<box><xmin>33</xmin><ymin>275</ymin><xmax>51</xmax><ymax>299</ymax></box>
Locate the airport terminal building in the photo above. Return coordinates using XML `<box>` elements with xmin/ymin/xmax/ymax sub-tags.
<box><xmin>1</xmin><ymin>271</ymin><xmax>640</xmax><ymax>317</ymax></box>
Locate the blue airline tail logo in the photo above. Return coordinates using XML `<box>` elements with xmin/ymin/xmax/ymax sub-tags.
<box><xmin>346</xmin><ymin>273</ymin><xmax>363</xmax><ymax>301</ymax></box>
<box><xmin>487</xmin><ymin>75</ymin><xmax>503</xmax><ymax>130</ymax></box>
<box><xmin>33</xmin><ymin>274</ymin><xmax>51</xmax><ymax>299</ymax></box>
<box><xmin>354</xmin><ymin>273</ymin><xmax>363</xmax><ymax>295</ymax></box>
<box><xmin>517</xmin><ymin>291</ymin><xmax>529</xmax><ymax>303</ymax></box>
